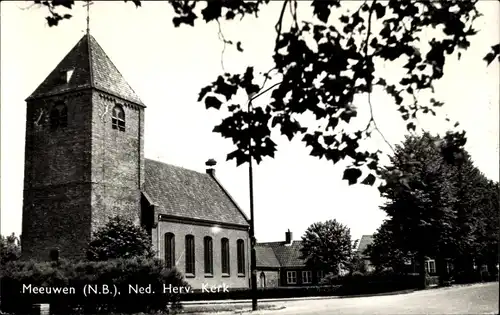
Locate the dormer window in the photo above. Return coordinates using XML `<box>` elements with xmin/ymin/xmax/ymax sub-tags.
<box><xmin>50</xmin><ymin>103</ymin><xmax>68</xmax><ymax>131</ymax></box>
<box><xmin>66</xmin><ymin>69</ymin><xmax>74</xmax><ymax>83</ymax></box>
<box><xmin>57</xmin><ymin>69</ymin><xmax>74</xmax><ymax>84</ymax></box>
<box><xmin>112</xmin><ymin>105</ymin><xmax>125</xmax><ymax>131</ymax></box>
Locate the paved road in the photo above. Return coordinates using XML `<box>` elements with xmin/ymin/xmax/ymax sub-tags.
<box><xmin>210</xmin><ymin>283</ymin><xmax>498</xmax><ymax>315</ymax></box>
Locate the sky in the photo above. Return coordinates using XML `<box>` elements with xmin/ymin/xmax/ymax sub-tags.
<box><xmin>1</xmin><ymin>1</ymin><xmax>499</xmax><ymax>243</ymax></box>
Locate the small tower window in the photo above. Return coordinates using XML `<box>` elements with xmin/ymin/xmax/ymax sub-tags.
<box><xmin>50</xmin><ymin>103</ymin><xmax>68</xmax><ymax>131</ymax></box>
<box><xmin>57</xmin><ymin>69</ymin><xmax>74</xmax><ymax>84</ymax></box>
<box><xmin>66</xmin><ymin>69</ymin><xmax>74</xmax><ymax>83</ymax></box>
<box><xmin>112</xmin><ymin>105</ymin><xmax>125</xmax><ymax>131</ymax></box>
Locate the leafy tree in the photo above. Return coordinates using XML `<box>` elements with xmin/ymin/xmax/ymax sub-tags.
<box><xmin>472</xmin><ymin>180</ymin><xmax>500</xmax><ymax>274</ymax></box>
<box><xmin>446</xmin><ymin>151</ymin><xmax>489</xmax><ymax>274</ymax></box>
<box><xmin>366</xmin><ymin>220</ymin><xmax>409</xmax><ymax>273</ymax></box>
<box><xmin>300</xmin><ymin>219</ymin><xmax>354</xmax><ymax>275</ymax></box>
<box><xmin>87</xmin><ymin>216</ymin><xmax>155</xmax><ymax>261</ymax></box>
<box><xmin>0</xmin><ymin>233</ymin><xmax>21</xmax><ymax>265</ymax></box>
<box><xmin>29</xmin><ymin>0</ymin><xmax>499</xmax><ymax>186</ymax></box>
<box><xmin>379</xmin><ymin>132</ymin><xmax>458</xmax><ymax>287</ymax></box>
<box><xmin>348</xmin><ymin>251</ymin><xmax>368</xmax><ymax>275</ymax></box>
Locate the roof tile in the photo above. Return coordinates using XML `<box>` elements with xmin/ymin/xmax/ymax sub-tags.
<box><xmin>256</xmin><ymin>241</ymin><xmax>306</xmax><ymax>268</ymax></box>
<box><xmin>27</xmin><ymin>34</ymin><xmax>144</xmax><ymax>106</ymax></box>
<box><xmin>357</xmin><ymin>235</ymin><xmax>374</xmax><ymax>256</ymax></box>
<box><xmin>143</xmin><ymin>159</ymin><xmax>249</xmax><ymax>226</ymax></box>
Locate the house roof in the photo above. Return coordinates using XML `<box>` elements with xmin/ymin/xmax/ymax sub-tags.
<box><xmin>256</xmin><ymin>241</ymin><xmax>306</xmax><ymax>268</ymax></box>
<box><xmin>143</xmin><ymin>158</ymin><xmax>249</xmax><ymax>227</ymax></box>
<box><xmin>357</xmin><ymin>235</ymin><xmax>374</xmax><ymax>256</ymax></box>
<box><xmin>255</xmin><ymin>245</ymin><xmax>281</xmax><ymax>268</ymax></box>
<box><xmin>26</xmin><ymin>33</ymin><xmax>144</xmax><ymax>106</ymax></box>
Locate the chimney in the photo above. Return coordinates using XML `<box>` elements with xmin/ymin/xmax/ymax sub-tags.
<box><xmin>285</xmin><ymin>229</ymin><xmax>293</xmax><ymax>244</ymax></box>
<box><xmin>205</xmin><ymin>158</ymin><xmax>217</xmax><ymax>176</ymax></box>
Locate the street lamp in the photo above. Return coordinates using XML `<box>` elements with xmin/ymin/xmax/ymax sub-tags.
<box><xmin>248</xmin><ymin>99</ymin><xmax>258</xmax><ymax>311</ymax></box>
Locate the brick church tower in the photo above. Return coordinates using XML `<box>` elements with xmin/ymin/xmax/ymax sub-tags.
<box><xmin>22</xmin><ymin>33</ymin><xmax>145</xmax><ymax>260</ymax></box>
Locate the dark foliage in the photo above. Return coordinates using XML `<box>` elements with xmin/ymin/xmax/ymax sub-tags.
<box><xmin>0</xmin><ymin>233</ymin><xmax>21</xmax><ymax>265</ymax></box>
<box><xmin>371</xmin><ymin>133</ymin><xmax>499</xmax><ymax>285</ymax></box>
<box><xmin>87</xmin><ymin>216</ymin><xmax>155</xmax><ymax>261</ymax></box>
<box><xmin>367</xmin><ymin>220</ymin><xmax>411</xmax><ymax>273</ymax></box>
<box><xmin>0</xmin><ymin>258</ymin><xmax>186</xmax><ymax>314</ymax></box>
<box><xmin>181</xmin><ymin>272</ymin><xmax>421</xmax><ymax>301</ymax></box>
<box><xmin>300</xmin><ymin>219</ymin><xmax>354</xmax><ymax>275</ymax></box>
<box><xmin>29</xmin><ymin>0</ymin><xmax>498</xmax><ymax>186</ymax></box>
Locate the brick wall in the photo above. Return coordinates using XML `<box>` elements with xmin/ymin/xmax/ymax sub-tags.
<box><xmin>153</xmin><ymin>220</ymin><xmax>250</xmax><ymax>290</ymax></box>
<box><xmin>22</xmin><ymin>92</ymin><xmax>93</xmax><ymax>260</ymax></box>
<box><xmin>256</xmin><ymin>270</ymin><xmax>280</xmax><ymax>288</ymax></box>
<box><xmin>21</xmin><ymin>90</ymin><xmax>144</xmax><ymax>261</ymax></box>
<box><xmin>280</xmin><ymin>268</ymin><xmax>316</xmax><ymax>286</ymax></box>
<box><xmin>90</xmin><ymin>92</ymin><xmax>144</xmax><ymax>232</ymax></box>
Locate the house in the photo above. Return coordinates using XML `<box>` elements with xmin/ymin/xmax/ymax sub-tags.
<box><xmin>255</xmin><ymin>230</ymin><xmax>325</xmax><ymax>287</ymax></box>
<box><xmin>357</xmin><ymin>235</ymin><xmax>375</xmax><ymax>273</ymax></box>
<box><xmin>20</xmin><ymin>32</ymin><xmax>251</xmax><ymax>289</ymax></box>
<box><xmin>357</xmin><ymin>234</ymin><xmax>439</xmax><ymax>275</ymax></box>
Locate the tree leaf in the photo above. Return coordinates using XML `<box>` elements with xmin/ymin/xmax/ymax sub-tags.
<box><xmin>236</xmin><ymin>41</ymin><xmax>244</xmax><ymax>52</ymax></box>
<box><xmin>343</xmin><ymin>168</ymin><xmax>362</xmax><ymax>185</ymax></box>
<box><xmin>205</xmin><ymin>96</ymin><xmax>222</xmax><ymax>109</ymax></box>
<box><xmin>361</xmin><ymin>173</ymin><xmax>376</xmax><ymax>186</ymax></box>
<box><xmin>373</xmin><ymin>3</ymin><xmax>386</xmax><ymax>19</ymax></box>
<box><xmin>407</xmin><ymin>122</ymin><xmax>416</xmax><ymax>132</ymax></box>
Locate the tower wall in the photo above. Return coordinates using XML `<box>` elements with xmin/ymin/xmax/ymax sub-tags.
<box><xmin>21</xmin><ymin>34</ymin><xmax>146</xmax><ymax>261</ymax></box>
<box><xmin>90</xmin><ymin>92</ymin><xmax>144</xmax><ymax>233</ymax></box>
<box><xmin>21</xmin><ymin>92</ymin><xmax>93</xmax><ymax>260</ymax></box>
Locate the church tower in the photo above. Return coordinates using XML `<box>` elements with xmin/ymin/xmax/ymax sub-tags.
<box><xmin>22</xmin><ymin>33</ymin><xmax>145</xmax><ymax>260</ymax></box>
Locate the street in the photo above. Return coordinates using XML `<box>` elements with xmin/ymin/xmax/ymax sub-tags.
<box><xmin>255</xmin><ymin>283</ymin><xmax>499</xmax><ymax>315</ymax></box>
<box><xmin>191</xmin><ymin>282</ymin><xmax>499</xmax><ymax>315</ymax></box>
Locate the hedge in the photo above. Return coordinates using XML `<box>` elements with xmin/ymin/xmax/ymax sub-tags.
<box><xmin>0</xmin><ymin>257</ymin><xmax>187</xmax><ymax>314</ymax></box>
<box><xmin>180</xmin><ymin>273</ymin><xmax>422</xmax><ymax>301</ymax></box>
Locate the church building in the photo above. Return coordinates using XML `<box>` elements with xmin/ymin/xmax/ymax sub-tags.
<box><xmin>21</xmin><ymin>33</ymin><xmax>251</xmax><ymax>289</ymax></box>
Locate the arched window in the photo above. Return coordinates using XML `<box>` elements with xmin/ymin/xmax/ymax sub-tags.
<box><xmin>259</xmin><ymin>272</ymin><xmax>266</xmax><ymax>288</ymax></box>
<box><xmin>112</xmin><ymin>105</ymin><xmax>125</xmax><ymax>131</ymax></box>
<box><xmin>185</xmin><ymin>235</ymin><xmax>195</xmax><ymax>275</ymax></box>
<box><xmin>221</xmin><ymin>238</ymin><xmax>230</xmax><ymax>275</ymax></box>
<box><xmin>164</xmin><ymin>233</ymin><xmax>175</xmax><ymax>269</ymax></box>
<box><xmin>237</xmin><ymin>239</ymin><xmax>245</xmax><ymax>275</ymax></box>
<box><xmin>204</xmin><ymin>236</ymin><xmax>213</xmax><ymax>275</ymax></box>
<box><xmin>50</xmin><ymin>103</ymin><xmax>68</xmax><ymax>131</ymax></box>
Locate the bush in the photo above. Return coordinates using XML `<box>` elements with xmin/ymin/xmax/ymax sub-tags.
<box><xmin>319</xmin><ymin>272</ymin><xmax>341</xmax><ymax>285</ymax></box>
<box><xmin>0</xmin><ymin>258</ymin><xmax>187</xmax><ymax>314</ymax></box>
<box><xmin>181</xmin><ymin>272</ymin><xmax>421</xmax><ymax>302</ymax></box>
<box><xmin>0</xmin><ymin>233</ymin><xmax>21</xmax><ymax>265</ymax></box>
<box><xmin>352</xmin><ymin>271</ymin><xmax>364</xmax><ymax>277</ymax></box>
<box><xmin>87</xmin><ymin>216</ymin><xmax>155</xmax><ymax>261</ymax></box>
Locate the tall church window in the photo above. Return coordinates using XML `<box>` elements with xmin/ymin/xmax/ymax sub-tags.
<box><xmin>204</xmin><ymin>236</ymin><xmax>213</xmax><ymax>275</ymax></box>
<box><xmin>221</xmin><ymin>238</ymin><xmax>230</xmax><ymax>275</ymax></box>
<box><xmin>50</xmin><ymin>103</ymin><xmax>68</xmax><ymax>131</ymax></box>
<box><xmin>112</xmin><ymin>105</ymin><xmax>125</xmax><ymax>131</ymax></box>
<box><xmin>237</xmin><ymin>239</ymin><xmax>245</xmax><ymax>275</ymax></box>
<box><xmin>164</xmin><ymin>233</ymin><xmax>175</xmax><ymax>269</ymax></box>
<box><xmin>185</xmin><ymin>235</ymin><xmax>195</xmax><ymax>275</ymax></box>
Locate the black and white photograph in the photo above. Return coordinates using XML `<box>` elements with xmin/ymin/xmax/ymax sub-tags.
<box><xmin>0</xmin><ymin>1</ymin><xmax>498</xmax><ymax>314</ymax></box>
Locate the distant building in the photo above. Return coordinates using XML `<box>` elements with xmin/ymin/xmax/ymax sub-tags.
<box><xmin>357</xmin><ymin>234</ymin><xmax>440</xmax><ymax>275</ymax></box>
<box><xmin>357</xmin><ymin>235</ymin><xmax>375</xmax><ymax>273</ymax></box>
<box><xmin>21</xmin><ymin>33</ymin><xmax>250</xmax><ymax>289</ymax></box>
<box><xmin>255</xmin><ymin>230</ymin><xmax>326</xmax><ymax>287</ymax></box>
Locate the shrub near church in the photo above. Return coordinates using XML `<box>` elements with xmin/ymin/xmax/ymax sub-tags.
<box><xmin>0</xmin><ymin>258</ymin><xmax>187</xmax><ymax>314</ymax></box>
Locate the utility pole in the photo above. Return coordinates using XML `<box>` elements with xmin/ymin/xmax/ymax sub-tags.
<box><xmin>248</xmin><ymin>100</ymin><xmax>258</xmax><ymax>311</ymax></box>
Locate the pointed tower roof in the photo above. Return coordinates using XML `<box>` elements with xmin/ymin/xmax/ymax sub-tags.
<box><xmin>26</xmin><ymin>34</ymin><xmax>144</xmax><ymax>106</ymax></box>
